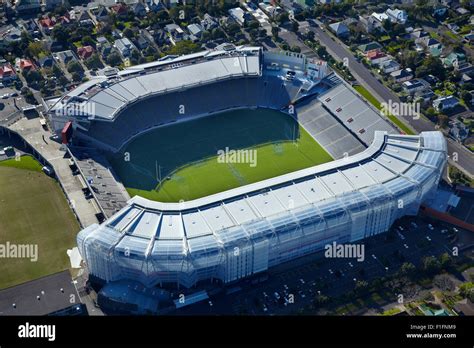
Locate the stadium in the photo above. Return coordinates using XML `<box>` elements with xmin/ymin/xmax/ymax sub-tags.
<box><xmin>48</xmin><ymin>45</ymin><xmax>447</xmax><ymax>289</ymax></box>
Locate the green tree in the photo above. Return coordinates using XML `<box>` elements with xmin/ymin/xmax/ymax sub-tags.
<box><xmin>107</xmin><ymin>52</ymin><xmax>122</xmax><ymax>67</ymax></box>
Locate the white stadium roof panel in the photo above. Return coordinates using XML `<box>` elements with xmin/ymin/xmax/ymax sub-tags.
<box><xmin>182</xmin><ymin>211</ymin><xmax>213</xmax><ymax>238</ymax></box>
<box><xmin>128</xmin><ymin>211</ymin><xmax>161</xmax><ymax>239</ymax></box>
<box><xmin>318</xmin><ymin>171</ymin><xmax>354</xmax><ymax>196</ymax></box>
<box><xmin>200</xmin><ymin>205</ymin><xmax>234</xmax><ymax>232</ymax></box>
<box><xmin>223</xmin><ymin>200</ymin><xmax>258</xmax><ymax>225</ymax></box>
<box><xmin>158</xmin><ymin>214</ymin><xmax>183</xmax><ymax>240</ymax></box>
<box><xmin>247</xmin><ymin>191</ymin><xmax>285</xmax><ymax>217</ymax></box>
<box><xmin>272</xmin><ymin>184</ymin><xmax>309</xmax><ymax>209</ymax></box>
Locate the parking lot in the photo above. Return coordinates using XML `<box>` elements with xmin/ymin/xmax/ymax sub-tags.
<box><xmin>177</xmin><ymin>217</ymin><xmax>465</xmax><ymax>315</ymax></box>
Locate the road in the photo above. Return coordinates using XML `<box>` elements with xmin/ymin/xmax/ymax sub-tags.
<box><xmin>289</xmin><ymin>21</ymin><xmax>474</xmax><ymax>177</ymax></box>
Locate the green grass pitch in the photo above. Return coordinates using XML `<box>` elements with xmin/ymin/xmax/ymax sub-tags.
<box><xmin>0</xmin><ymin>156</ymin><xmax>80</xmax><ymax>290</ymax></box>
<box><xmin>113</xmin><ymin>109</ymin><xmax>333</xmax><ymax>203</ymax></box>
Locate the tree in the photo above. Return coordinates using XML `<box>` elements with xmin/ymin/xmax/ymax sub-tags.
<box><xmin>438</xmin><ymin>114</ymin><xmax>449</xmax><ymax>128</ymax></box>
<box><xmin>277</xmin><ymin>12</ymin><xmax>289</xmax><ymax>25</ymax></box>
<box><xmin>81</xmin><ymin>36</ymin><xmax>95</xmax><ymax>47</ymax></box>
<box><xmin>52</xmin><ymin>26</ymin><xmax>70</xmax><ymax>44</ymax></box>
<box><xmin>400</xmin><ymin>262</ymin><xmax>416</xmax><ymax>277</ymax></box>
<box><xmin>167</xmin><ymin>40</ymin><xmax>200</xmax><ymax>55</ymax></box>
<box><xmin>292</xmin><ymin>21</ymin><xmax>299</xmax><ymax>33</ymax></box>
<box><xmin>461</xmin><ymin>90</ymin><xmax>472</xmax><ymax>105</ymax></box>
<box><xmin>354</xmin><ymin>280</ymin><xmax>368</xmax><ymax>294</ymax></box>
<box><xmin>85</xmin><ymin>54</ymin><xmax>103</xmax><ymax>70</ymax></box>
<box><xmin>67</xmin><ymin>61</ymin><xmax>83</xmax><ymax>74</ymax></box>
<box><xmin>123</xmin><ymin>28</ymin><xmax>135</xmax><ymax>39</ymax></box>
<box><xmin>71</xmin><ymin>71</ymin><xmax>82</xmax><ymax>82</ymax></box>
<box><xmin>306</xmin><ymin>30</ymin><xmax>315</xmax><ymax>41</ymax></box>
<box><xmin>107</xmin><ymin>52</ymin><xmax>122</xmax><ymax>67</ymax></box>
<box><xmin>27</xmin><ymin>41</ymin><xmax>46</xmax><ymax>58</ymax></box>
<box><xmin>422</xmin><ymin>256</ymin><xmax>441</xmax><ymax>274</ymax></box>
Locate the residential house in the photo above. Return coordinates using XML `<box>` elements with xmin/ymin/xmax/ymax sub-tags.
<box><xmin>131</xmin><ymin>2</ymin><xmax>147</xmax><ymax>17</ymax></box>
<box><xmin>433</xmin><ymin>95</ymin><xmax>459</xmax><ymax>111</ymax></box>
<box><xmin>386</xmin><ymin>8</ymin><xmax>408</xmax><ymax>24</ymax></box>
<box><xmin>38</xmin><ymin>17</ymin><xmax>56</xmax><ymax>33</ymax></box>
<box><xmin>358</xmin><ymin>42</ymin><xmax>382</xmax><ymax>55</ymax></box>
<box><xmin>380</xmin><ymin>59</ymin><xmax>401</xmax><ymax>74</ymax></box>
<box><xmin>415</xmin><ymin>89</ymin><xmax>435</xmax><ymax>104</ymax></box>
<box><xmin>417</xmin><ymin>36</ymin><xmax>443</xmax><ymax>57</ymax></box>
<box><xmin>433</xmin><ymin>6</ymin><xmax>448</xmax><ymax>18</ymax></box>
<box><xmin>391</xmin><ymin>69</ymin><xmax>414</xmax><ymax>83</ymax></box>
<box><xmin>111</xmin><ymin>3</ymin><xmax>128</xmax><ymax>18</ymax></box>
<box><xmin>367</xmin><ymin>50</ymin><xmax>389</xmax><ymax>66</ymax></box>
<box><xmin>44</xmin><ymin>0</ymin><xmax>63</xmax><ymax>10</ymax></box>
<box><xmin>14</xmin><ymin>0</ymin><xmax>41</xmax><ymax>13</ymax></box>
<box><xmin>329</xmin><ymin>21</ymin><xmax>350</xmax><ymax>38</ymax></box>
<box><xmin>449</xmin><ymin>121</ymin><xmax>469</xmax><ymax>142</ymax></box>
<box><xmin>358</xmin><ymin>15</ymin><xmax>381</xmax><ymax>34</ymax></box>
<box><xmin>145</xmin><ymin>0</ymin><xmax>164</xmax><ymax>12</ymax></box>
<box><xmin>151</xmin><ymin>29</ymin><xmax>167</xmax><ymax>45</ymax></box>
<box><xmin>464</xmin><ymin>33</ymin><xmax>474</xmax><ymax>44</ymax></box>
<box><xmin>17</xmin><ymin>59</ymin><xmax>36</xmax><ymax>72</ymax></box>
<box><xmin>114</xmin><ymin>38</ymin><xmax>136</xmax><ymax>58</ymax></box>
<box><xmin>165</xmin><ymin>24</ymin><xmax>186</xmax><ymax>45</ymax></box>
<box><xmin>93</xmin><ymin>6</ymin><xmax>109</xmax><ymax>21</ymax></box>
<box><xmin>371</xmin><ymin>12</ymin><xmax>389</xmax><ymax>23</ymax></box>
<box><xmin>38</xmin><ymin>56</ymin><xmax>54</xmax><ymax>68</ymax></box>
<box><xmin>228</xmin><ymin>7</ymin><xmax>251</xmax><ymax>26</ymax></box>
<box><xmin>187</xmin><ymin>23</ymin><xmax>204</xmax><ymax>38</ymax></box>
<box><xmin>77</xmin><ymin>46</ymin><xmax>95</xmax><ymax>60</ymax></box>
<box><xmin>201</xmin><ymin>13</ymin><xmax>219</xmax><ymax>31</ymax></box>
<box><xmin>0</xmin><ymin>63</ymin><xmax>17</xmax><ymax>83</ymax></box>
<box><xmin>56</xmin><ymin>50</ymin><xmax>77</xmax><ymax>65</ymax></box>
<box><xmin>443</xmin><ymin>52</ymin><xmax>466</xmax><ymax>68</ymax></box>
<box><xmin>100</xmin><ymin>43</ymin><xmax>112</xmax><ymax>59</ymax></box>
<box><xmin>19</xmin><ymin>19</ymin><xmax>40</xmax><ymax>38</ymax></box>
<box><xmin>134</xmin><ymin>34</ymin><xmax>149</xmax><ymax>50</ymax></box>
<box><xmin>411</xmin><ymin>29</ymin><xmax>429</xmax><ymax>43</ymax></box>
<box><xmin>402</xmin><ymin>79</ymin><xmax>430</xmax><ymax>94</ymax></box>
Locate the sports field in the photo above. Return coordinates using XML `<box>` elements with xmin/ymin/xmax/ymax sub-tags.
<box><xmin>0</xmin><ymin>156</ymin><xmax>79</xmax><ymax>290</ymax></box>
<box><xmin>110</xmin><ymin>108</ymin><xmax>333</xmax><ymax>202</ymax></box>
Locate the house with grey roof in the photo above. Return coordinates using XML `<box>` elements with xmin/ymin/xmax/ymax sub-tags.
<box><xmin>114</xmin><ymin>38</ymin><xmax>136</xmax><ymax>58</ymax></box>
<box><xmin>329</xmin><ymin>21</ymin><xmax>350</xmax><ymax>38</ymax></box>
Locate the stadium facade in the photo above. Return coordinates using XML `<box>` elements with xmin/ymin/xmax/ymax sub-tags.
<box><xmin>78</xmin><ymin>131</ymin><xmax>447</xmax><ymax>288</ymax></box>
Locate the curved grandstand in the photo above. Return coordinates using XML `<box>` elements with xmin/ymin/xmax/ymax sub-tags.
<box><xmin>77</xmin><ymin>131</ymin><xmax>447</xmax><ymax>288</ymax></box>
<box><xmin>49</xmin><ymin>46</ymin><xmax>329</xmax><ymax>152</ymax></box>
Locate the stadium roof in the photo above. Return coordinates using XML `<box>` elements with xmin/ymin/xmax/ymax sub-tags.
<box><xmin>50</xmin><ymin>47</ymin><xmax>262</xmax><ymax>121</ymax></box>
<box><xmin>80</xmin><ymin>131</ymin><xmax>446</xmax><ymax>246</ymax></box>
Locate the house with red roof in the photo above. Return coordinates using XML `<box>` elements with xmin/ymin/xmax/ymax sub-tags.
<box><xmin>367</xmin><ymin>50</ymin><xmax>389</xmax><ymax>66</ymax></box>
<box><xmin>111</xmin><ymin>3</ymin><xmax>128</xmax><ymax>17</ymax></box>
<box><xmin>39</xmin><ymin>17</ymin><xmax>56</xmax><ymax>32</ymax></box>
<box><xmin>0</xmin><ymin>64</ymin><xmax>17</xmax><ymax>83</ymax></box>
<box><xmin>17</xmin><ymin>59</ymin><xmax>36</xmax><ymax>72</ymax></box>
<box><xmin>77</xmin><ymin>46</ymin><xmax>95</xmax><ymax>60</ymax></box>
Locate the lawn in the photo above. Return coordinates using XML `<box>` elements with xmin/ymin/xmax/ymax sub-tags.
<box><xmin>113</xmin><ymin>109</ymin><xmax>333</xmax><ymax>202</ymax></box>
<box><xmin>353</xmin><ymin>85</ymin><xmax>416</xmax><ymax>135</ymax></box>
<box><xmin>0</xmin><ymin>156</ymin><xmax>79</xmax><ymax>290</ymax></box>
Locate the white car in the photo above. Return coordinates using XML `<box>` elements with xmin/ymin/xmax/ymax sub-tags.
<box><xmin>426</xmin><ymin>236</ymin><xmax>432</xmax><ymax>241</ymax></box>
<box><xmin>428</xmin><ymin>224</ymin><xmax>434</xmax><ymax>231</ymax></box>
